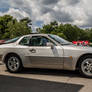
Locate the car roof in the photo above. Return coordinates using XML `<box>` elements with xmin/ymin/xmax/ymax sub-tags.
<box><xmin>23</xmin><ymin>33</ymin><xmax>49</xmax><ymax>37</ymax></box>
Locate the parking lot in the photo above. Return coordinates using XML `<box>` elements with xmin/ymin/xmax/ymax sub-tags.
<box><xmin>0</xmin><ymin>62</ymin><xmax>92</xmax><ymax>92</ymax></box>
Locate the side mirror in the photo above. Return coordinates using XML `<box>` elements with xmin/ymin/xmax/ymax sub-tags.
<box><xmin>47</xmin><ymin>42</ymin><xmax>54</xmax><ymax>49</ymax></box>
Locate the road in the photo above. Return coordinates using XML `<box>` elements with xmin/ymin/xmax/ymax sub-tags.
<box><xmin>0</xmin><ymin>62</ymin><xmax>92</xmax><ymax>92</ymax></box>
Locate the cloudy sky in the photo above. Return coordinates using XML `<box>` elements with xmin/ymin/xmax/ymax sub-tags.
<box><xmin>0</xmin><ymin>0</ymin><xmax>92</xmax><ymax>29</ymax></box>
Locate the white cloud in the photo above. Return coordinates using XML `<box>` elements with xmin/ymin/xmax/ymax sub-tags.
<box><xmin>0</xmin><ymin>0</ymin><xmax>92</xmax><ymax>28</ymax></box>
<box><xmin>7</xmin><ymin>8</ymin><xmax>30</xmax><ymax>20</ymax></box>
<box><xmin>0</xmin><ymin>8</ymin><xmax>30</xmax><ymax>20</ymax></box>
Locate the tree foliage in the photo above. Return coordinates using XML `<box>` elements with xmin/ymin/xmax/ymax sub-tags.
<box><xmin>0</xmin><ymin>15</ymin><xmax>92</xmax><ymax>42</ymax></box>
<box><xmin>0</xmin><ymin>15</ymin><xmax>32</xmax><ymax>39</ymax></box>
<box><xmin>37</xmin><ymin>21</ymin><xmax>92</xmax><ymax>42</ymax></box>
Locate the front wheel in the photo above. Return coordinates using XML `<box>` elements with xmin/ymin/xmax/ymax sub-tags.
<box><xmin>79</xmin><ymin>55</ymin><xmax>92</xmax><ymax>78</ymax></box>
<box><xmin>6</xmin><ymin>55</ymin><xmax>23</xmax><ymax>73</ymax></box>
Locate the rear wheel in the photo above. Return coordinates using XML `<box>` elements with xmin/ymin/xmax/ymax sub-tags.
<box><xmin>5</xmin><ymin>54</ymin><xmax>23</xmax><ymax>73</ymax></box>
<box><xmin>79</xmin><ymin>55</ymin><xmax>92</xmax><ymax>78</ymax></box>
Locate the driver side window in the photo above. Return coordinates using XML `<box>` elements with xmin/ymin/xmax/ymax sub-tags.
<box><xmin>30</xmin><ymin>36</ymin><xmax>53</xmax><ymax>46</ymax></box>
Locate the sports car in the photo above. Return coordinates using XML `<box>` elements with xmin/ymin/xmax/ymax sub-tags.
<box><xmin>0</xmin><ymin>34</ymin><xmax>92</xmax><ymax>78</ymax></box>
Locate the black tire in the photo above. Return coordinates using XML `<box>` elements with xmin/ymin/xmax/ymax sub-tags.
<box><xmin>79</xmin><ymin>55</ymin><xmax>92</xmax><ymax>78</ymax></box>
<box><xmin>5</xmin><ymin>54</ymin><xmax>23</xmax><ymax>73</ymax></box>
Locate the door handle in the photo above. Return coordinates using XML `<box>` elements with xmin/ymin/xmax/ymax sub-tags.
<box><xmin>29</xmin><ymin>49</ymin><xmax>36</xmax><ymax>53</ymax></box>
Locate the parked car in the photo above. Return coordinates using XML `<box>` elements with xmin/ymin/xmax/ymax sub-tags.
<box><xmin>72</xmin><ymin>41</ymin><xmax>89</xmax><ymax>46</ymax></box>
<box><xmin>0</xmin><ymin>40</ymin><xmax>5</xmax><ymax>45</ymax></box>
<box><xmin>0</xmin><ymin>34</ymin><xmax>92</xmax><ymax>78</ymax></box>
<box><xmin>0</xmin><ymin>38</ymin><xmax>19</xmax><ymax>45</ymax></box>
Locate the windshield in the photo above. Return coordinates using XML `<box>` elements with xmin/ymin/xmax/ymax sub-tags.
<box><xmin>49</xmin><ymin>34</ymin><xmax>71</xmax><ymax>45</ymax></box>
<box><xmin>5</xmin><ymin>37</ymin><xmax>20</xmax><ymax>44</ymax></box>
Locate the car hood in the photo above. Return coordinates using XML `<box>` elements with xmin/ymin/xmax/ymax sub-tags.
<box><xmin>63</xmin><ymin>44</ymin><xmax>92</xmax><ymax>52</ymax></box>
<box><xmin>62</xmin><ymin>45</ymin><xmax>92</xmax><ymax>58</ymax></box>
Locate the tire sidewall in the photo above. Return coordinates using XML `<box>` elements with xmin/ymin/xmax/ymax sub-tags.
<box><xmin>6</xmin><ymin>54</ymin><xmax>22</xmax><ymax>73</ymax></box>
<box><xmin>79</xmin><ymin>55</ymin><xmax>92</xmax><ymax>78</ymax></box>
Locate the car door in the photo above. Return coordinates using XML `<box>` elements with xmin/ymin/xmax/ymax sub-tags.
<box><xmin>19</xmin><ymin>35</ymin><xmax>64</xmax><ymax>69</ymax></box>
<box><xmin>26</xmin><ymin>35</ymin><xmax>64</xmax><ymax>69</ymax></box>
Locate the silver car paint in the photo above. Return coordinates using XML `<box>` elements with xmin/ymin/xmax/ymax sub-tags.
<box><xmin>0</xmin><ymin>34</ymin><xmax>92</xmax><ymax>70</ymax></box>
<box><xmin>63</xmin><ymin>45</ymin><xmax>92</xmax><ymax>70</ymax></box>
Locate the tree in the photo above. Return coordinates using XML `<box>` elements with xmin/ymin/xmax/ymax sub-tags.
<box><xmin>20</xmin><ymin>17</ymin><xmax>32</xmax><ymax>27</ymax></box>
<box><xmin>0</xmin><ymin>15</ymin><xmax>32</xmax><ymax>39</ymax></box>
<box><xmin>38</xmin><ymin>22</ymin><xmax>80</xmax><ymax>41</ymax></box>
<box><xmin>38</xmin><ymin>21</ymin><xmax>91</xmax><ymax>42</ymax></box>
<box><xmin>88</xmin><ymin>29</ymin><xmax>92</xmax><ymax>42</ymax></box>
<box><xmin>5</xmin><ymin>20</ymin><xmax>31</xmax><ymax>39</ymax></box>
<box><xmin>63</xmin><ymin>24</ymin><xmax>80</xmax><ymax>41</ymax></box>
<box><xmin>0</xmin><ymin>15</ymin><xmax>13</xmax><ymax>39</ymax></box>
<box><xmin>78</xmin><ymin>29</ymin><xmax>90</xmax><ymax>41</ymax></box>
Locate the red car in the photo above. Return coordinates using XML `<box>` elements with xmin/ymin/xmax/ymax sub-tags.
<box><xmin>72</xmin><ymin>41</ymin><xmax>89</xmax><ymax>46</ymax></box>
<box><xmin>0</xmin><ymin>40</ymin><xmax>5</xmax><ymax>45</ymax></box>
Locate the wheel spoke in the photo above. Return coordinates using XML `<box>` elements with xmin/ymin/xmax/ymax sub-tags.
<box><xmin>82</xmin><ymin>59</ymin><xmax>92</xmax><ymax>76</ymax></box>
<box><xmin>8</xmin><ymin>57</ymin><xmax>20</xmax><ymax>71</ymax></box>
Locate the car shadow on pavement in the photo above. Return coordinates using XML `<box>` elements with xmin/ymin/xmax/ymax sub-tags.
<box><xmin>19</xmin><ymin>68</ymin><xmax>83</xmax><ymax>78</ymax></box>
<box><xmin>0</xmin><ymin>75</ymin><xmax>84</xmax><ymax>92</ymax></box>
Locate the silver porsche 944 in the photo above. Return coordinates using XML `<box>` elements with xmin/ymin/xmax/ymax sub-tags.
<box><xmin>0</xmin><ymin>34</ymin><xmax>92</xmax><ymax>78</ymax></box>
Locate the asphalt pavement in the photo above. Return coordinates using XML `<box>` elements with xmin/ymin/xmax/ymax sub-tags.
<box><xmin>0</xmin><ymin>62</ymin><xmax>92</xmax><ymax>92</ymax></box>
